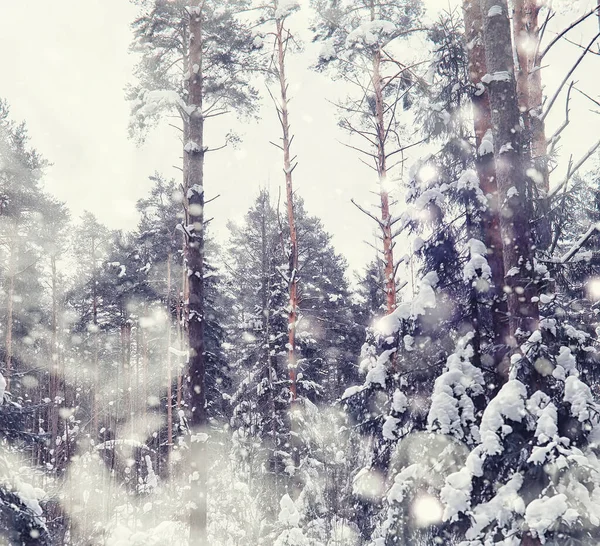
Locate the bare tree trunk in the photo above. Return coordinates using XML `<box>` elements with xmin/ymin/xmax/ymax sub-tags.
<box><xmin>463</xmin><ymin>0</ymin><xmax>511</xmax><ymax>370</ymax></box>
<box><xmin>186</xmin><ymin>2</ymin><xmax>208</xmax><ymax>543</ymax></box>
<box><xmin>50</xmin><ymin>255</ymin><xmax>60</xmax><ymax>459</ymax></box>
<box><xmin>142</xmin><ymin>305</ymin><xmax>149</xmax><ymax>432</ymax></box>
<box><xmin>166</xmin><ymin>252</ymin><xmax>173</xmax><ymax>456</ymax></box>
<box><xmin>524</xmin><ymin>5</ymin><xmax>547</xmax><ymax>191</ymax></box>
<box><xmin>92</xmin><ymin>235</ymin><xmax>100</xmax><ymax>435</ymax></box>
<box><xmin>121</xmin><ymin>319</ymin><xmax>133</xmax><ymax>438</ymax></box>
<box><xmin>259</xmin><ymin>193</ymin><xmax>278</xmax><ymax>472</ymax></box>
<box><xmin>5</xmin><ymin>236</ymin><xmax>16</xmax><ymax>391</ymax></box>
<box><xmin>177</xmin><ymin>235</ymin><xmax>186</xmax><ymax>410</ymax></box>
<box><xmin>513</xmin><ymin>0</ymin><xmax>547</xmax><ymax>185</ymax></box>
<box><xmin>513</xmin><ymin>0</ymin><xmax>532</xmax><ymax>120</ymax></box>
<box><xmin>513</xmin><ymin>0</ymin><xmax>551</xmax><ymax>251</ymax></box>
<box><xmin>373</xmin><ymin>48</ymin><xmax>396</xmax><ymax>314</ymax></box>
<box><xmin>274</xmin><ymin>17</ymin><xmax>299</xmax><ymax>401</ymax></box>
<box><xmin>135</xmin><ymin>322</ymin><xmax>141</xmax><ymax>422</ymax></box>
<box><xmin>480</xmin><ymin>0</ymin><xmax>539</xmax><ymax>337</ymax></box>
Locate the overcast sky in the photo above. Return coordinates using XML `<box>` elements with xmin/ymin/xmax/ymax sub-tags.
<box><xmin>0</xmin><ymin>0</ymin><xmax>598</xmax><ymax>278</ymax></box>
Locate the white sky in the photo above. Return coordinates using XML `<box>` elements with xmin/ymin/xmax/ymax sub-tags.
<box><xmin>0</xmin><ymin>0</ymin><xmax>598</xmax><ymax>277</ymax></box>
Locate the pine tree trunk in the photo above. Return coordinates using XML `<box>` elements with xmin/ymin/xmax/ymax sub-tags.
<box><xmin>513</xmin><ymin>0</ymin><xmax>547</xmax><ymax>189</ymax></box>
<box><xmin>5</xmin><ymin>236</ymin><xmax>16</xmax><ymax>391</ymax></box>
<box><xmin>373</xmin><ymin>48</ymin><xmax>396</xmax><ymax>314</ymax></box>
<box><xmin>135</xmin><ymin>323</ymin><xmax>141</xmax><ymax>422</ymax></box>
<box><xmin>50</xmin><ymin>255</ymin><xmax>60</xmax><ymax>460</ymax></box>
<box><xmin>177</xmin><ymin>234</ymin><xmax>186</xmax><ymax>410</ymax></box>
<box><xmin>260</xmin><ymin>195</ymin><xmax>278</xmax><ymax>471</ymax></box>
<box><xmin>121</xmin><ymin>319</ymin><xmax>133</xmax><ymax>437</ymax></box>
<box><xmin>186</xmin><ymin>2</ymin><xmax>208</xmax><ymax>543</ymax></box>
<box><xmin>513</xmin><ymin>0</ymin><xmax>532</xmax><ymax>123</ymax></box>
<box><xmin>480</xmin><ymin>0</ymin><xmax>539</xmax><ymax>337</ymax></box>
<box><xmin>513</xmin><ymin>0</ymin><xmax>551</xmax><ymax>250</ymax></box>
<box><xmin>92</xmin><ymin>235</ymin><xmax>100</xmax><ymax>435</ymax></box>
<box><xmin>166</xmin><ymin>252</ymin><xmax>173</xmax><ymax>456</ymax></box>
<box><xmin>463</xmin><ymin>0</ymin><xmax>511</xmax><ymax>370</ymax></box>
<box><xmin>142</xmin><ymin>305</ymin><xmax>148</xmax><ymax>432</ymax></box>
<box><xmin>274</xmin><ymin>18</ymin><xmax>299</xmax><ymax>401</ymax></box>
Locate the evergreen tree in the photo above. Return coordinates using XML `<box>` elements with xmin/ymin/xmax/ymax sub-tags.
<box><xmin>227</xmin><ymin>190</ymin><xmax>362</xmax><ymax>541</ymax></box>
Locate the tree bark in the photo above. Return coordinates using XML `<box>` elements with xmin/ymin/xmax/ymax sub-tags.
<box><xmin>480</xmin><ymin>0</ymin><xmax>539</xmax><ymax>337</ymax></box>
<box><xmin>142</xmin><ymin>305</ymin><xmax>148</xmax><ymax>432</ymax></box>
<box><xmin>4</xmin><ymin>232</ymin><xmax>16</xmax><ymax>391</ymax></box>
<box><xmin>166</xmin><ymin>252</ymin><xmax>173</xmax><ymax>456</ymax></box>
<box><xmin>463</xmin><ymin>0</ymin><xmax>511</xmax><ymax>369</ymax></box>
<box><xmin>185</xmin><ymin>2</ymin><xmax>208</xmax><ymax>543</ymax></box>
<box><xmin>92</xmin><ymin>235</ymin><xmax>100</xmax><ymax>435</ymax></box>
<box><xmin>259</xmin><ymin>192</ymin><xmax>278</xmax><ymax>470</ymax></box>
<box><xmin>513</xmin><ymin>0</ymin><xmax>547</xmax><ymax>185</ymax></box>
<box><xmin>274</xmin><ymin>16</ymin><xmax>299</xmax><ymax>401</ymax></box>
<box><xmin>373</xmin><ymin>47</ymin><xmax>397</xmax><ymax>315</ymax></box>
<box><xmin>50</xmin><ymin>255</ymin><xmax>60</xmax><ymax>461</ymax></box>
<box><xmin>513</xmin><ymin>0</ymin><xmax>551</xmax><ymax>251</ymax></box>
<box><xmin>177</xmin><ymin>233</ymin><xmax>187</xmax><ymax>410</ymax></box>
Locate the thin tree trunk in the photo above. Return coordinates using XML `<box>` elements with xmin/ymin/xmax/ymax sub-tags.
<box><xmin>260</xmin><ymin>194</ymin><xmax>278</xmax><ymax>476</ymax></box>
<box><xmin>142</xmin><ymin>305</ymin><xmax>148</xmax><ymax>432</ymax></box>
<box><xmin>166</xmin><ymin>252</ymin><xmax>173</xmax><ymax>455</ymax></box>
<box><xmin>121</xmin><ymin>319</ymin><xmax>133</xmax><ymax>437</ymax></box>
<box><xmin>177</xmin><ymin>7</ymin><xmax>190</xmax><ymax>415</ymax></box>
<box><xmin>50</xmin><ymin>255</ymin><xmax>60</xmax><ymax>461</ymax></box>
<box><xmin>480</xmin><ymin>0</ymin><xmax>539</xmax><ymax>337</ymax></box>
<box><xmin>274</xmin><ymin>16</ymin><xmax>299</xmax><ymax>401</ymax></box>
<box><xmin>5</xmin><ymin>274</ymin><xmax>15</xmax><ymax>391</ymax></box>
<box><xmin>186</xmin><ymin>2</ymin><xmax>208</xmax><ymax>543</ymax></box>
<box><xmin>463</xmin><ymin>0</ymin><xmax>511</xmax><ymax>370</ymax></box>
<box><xmin>136</xmin><ymin>322</ymin><xmax>141</xmax><ymax>422</ymax></box>
<box><xmin>177</xmin><ymin>236</ymin><xmax>186</xmax><ymax>409</ymax></box>
<box><xmin>5</xmin><ymin>237</ymin><xmax>16</xmax><ymax>391</ymax></box>
<box><xmin>373</xmin><ymin>47</ymin><xmax>396</xmax><ymax>314</ymax></box>
<box><xmin>92</xmin><ymin>235</ymin><xmax>99</xmax><ymax>435</ymax></box>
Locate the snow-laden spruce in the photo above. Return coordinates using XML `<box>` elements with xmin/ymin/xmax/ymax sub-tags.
<box><xmin>427</xmin><ymin>333</ymin><xmax>485</xmax><ymax>445</ymax></box>
<box><xmin>440</xmin><ymin>324</ymin><xmax>600</xmax><ymax>545</ymax></box>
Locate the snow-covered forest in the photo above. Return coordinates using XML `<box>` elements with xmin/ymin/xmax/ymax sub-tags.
<box><xmin>1</xmin><ymin>0</ymin><xmax>600</xmax><ymax>544</ymax></box>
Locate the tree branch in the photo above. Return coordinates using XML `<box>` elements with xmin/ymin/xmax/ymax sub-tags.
<box><xmin>351</xmin><ymin>199</ymin><xmax>384</xmax><ymax>228</ymax></box>
<box><xmin>541</xmin><ymin>31</ymin><xmax>600</xmax><ymax>121</ymax></box>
